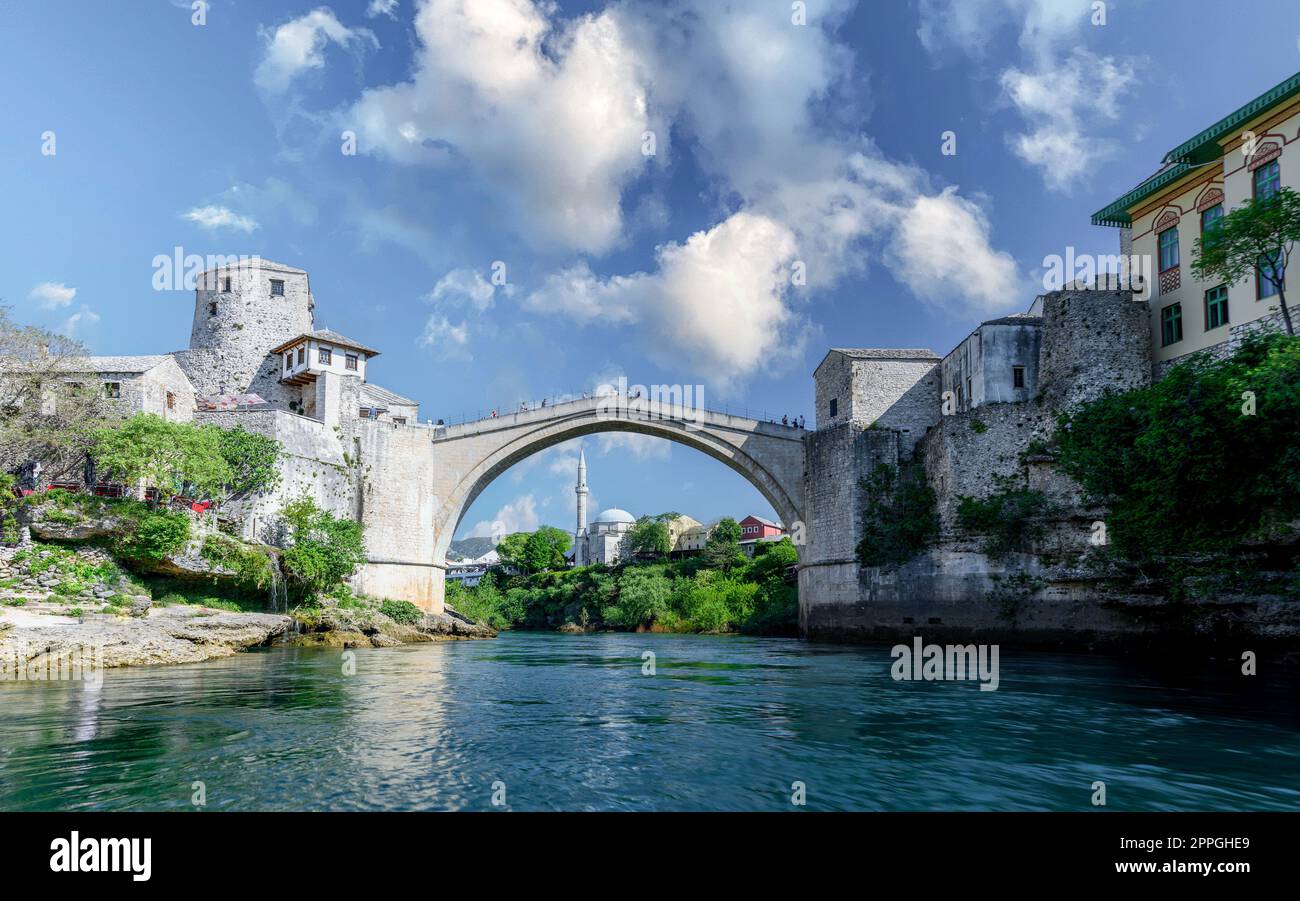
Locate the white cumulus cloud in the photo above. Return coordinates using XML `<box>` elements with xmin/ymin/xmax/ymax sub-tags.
<box><xmin>889</xmin><ymin>187</ymin><xmax>1021</xmax><ymax>314</ymax></box>
<box><xmin>526</xmin><ymin>212</ymin><xmax>808</xmax><ymax>388</ymax></box>
<box><xmin>255</xmin><ymin>8</ymin><xmax>378</xmax><ymax>95</ymax></box>
<box><xmin>918</xmin><ymin>0</ymin><xmax>1139</xmax><ymax>193</ymax></box>
<box><xmin>465</xmin><ymin>494</ymin><xmax>539</xmax><ymax>538</ymax></box>
<box><xmin>1001</xmin><ymin>50</ymin><xmax>1135</xmax><ymax>192</ymax></box>
<box><xmin>427</xmin><ymin>268</ymin><xmax>503</xmax><ymax>312</ymax></box>
<box><xmin>419</xmin><ymin>314</ymin><xmax>470</xmax><ymax>356</ymax></box>
<box><xmin>347</xmin><ymin>0</ymin><xmax>656</xmax><ymax>253</ymax></box>
<box><xmin>60</xmin><ymin>305</ymin><xmax>100</xmax><ymax>336</ymax></box>
<box><xmin>367</xmin><ymin>0</ymin><xmax>399</xmax><ymax>18</ymax></box>
<box><xmin>183</xmin><ymin>205</ymin><xmax>260</xmax><ymax>233</ymax></box>
<box><xmin>28</xmin><ymin>281</ymin><xmax>76</xmax><ymax>310</ymax></box>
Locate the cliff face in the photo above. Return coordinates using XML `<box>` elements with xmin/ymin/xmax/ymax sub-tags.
<box><xmin>801</xmin><ymin>290</ymin><xmax>1300</xmax><ymax>649</ymax></box>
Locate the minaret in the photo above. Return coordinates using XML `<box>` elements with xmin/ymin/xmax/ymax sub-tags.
<box><xmin>575</xmin><ymin>448</ymin><xmax>589</xmax><ymax>566</ymax></box>
<box><xmin>575</xmin><ymin>448</ymin><xmax>589</xmax><ymax>536</ymax></box>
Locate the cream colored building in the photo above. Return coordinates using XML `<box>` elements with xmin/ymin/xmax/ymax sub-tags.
<box><xmin>1093</xmin><ymin>71</ymin><xmax>1300</xmax><ymax>370</ymax></box>
<box><xmin>676</xmin><ymin>521</ymin><xmax>715</xmax><ymax>554</ymax></box>
<box><xmin>665</xmin><ymin>514</ymin><xmax>703</xmax><ymax>552</ymax></box>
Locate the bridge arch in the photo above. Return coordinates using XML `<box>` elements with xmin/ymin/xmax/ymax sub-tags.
<box><xmin>434</xmin><ymin>409</ymin><xmax>805</xmax><ymax>568</ymax></box>
<box><xmin>353</xmin><ymin>395</ymin><xmax>808</xmax><ymax>612</ymax></box>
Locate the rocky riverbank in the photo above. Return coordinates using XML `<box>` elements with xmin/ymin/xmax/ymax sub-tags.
<box><xmin>0</xmin><ymin>542</ymin><xmax>495</xmax><ymax>673</ymax></box>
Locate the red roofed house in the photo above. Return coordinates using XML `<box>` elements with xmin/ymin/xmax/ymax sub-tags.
<box><xmin>738</xmin><ymin>515</ymin><xmax>786</xmax><ymax>556</ymax></box>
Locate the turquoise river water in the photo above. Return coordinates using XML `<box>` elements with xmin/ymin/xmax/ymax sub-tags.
<box><xmin>1</xmin><ymin>632</ymin><xmax>1297</xmax><ymax>811</ymax></box>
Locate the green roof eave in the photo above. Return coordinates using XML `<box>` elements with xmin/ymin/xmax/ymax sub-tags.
<box><xmin>1090</xmin><ymin>162</ymin><xmax>1195</xmax><ymax>228</ymax></box>
<box><xmin>1091</xmin><ymin>69</ymin><xmax>1300</xmax><ymax>228</ymax></box>
<box><xmin>1163</xmin><ymin>70</ymin><xmax>1300</xmax><ymax>166</ymax></box>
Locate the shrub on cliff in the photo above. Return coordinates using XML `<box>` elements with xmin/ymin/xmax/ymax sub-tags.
<box><xmin>379</xmin><ymin>599</ymin><xmax>423</xmax><ymax>625</ymax></box>
<box><xmin>92</xmin><ymin>414</ymin><xmax>281</xmax><ymax>504</ymax></box>
<box><xmin>446</xmin><ymin>573</ymin><xmax>524</xmax><ymax>630</ymax></box>
<box><xmin>278</xmin><ymin>496</ymin><xmax>366</xmax><ymax>601</ymax></box>
<box><xmin>856</xmin><ymin>462</ymin><xmax>938</xmax><ymax>567</ymax></box>
<box><xmin>117</xmin><ymin>505</ymin><xmax>191</xmax><ymax>564</ymax></box>
<box><xmin>1055</xmin><ymin>332</ymin><xmax>1300</xmax><ymax>558</ymax></box>
<box><xmin>956</xmin><ymin>475</ymin><xmax>1053</xmax><ymax>559</ymax></box>
<box><xmin>199</xmin><ymin>533</ymin><xmax>276</xmax><ymax>591</ymax></box>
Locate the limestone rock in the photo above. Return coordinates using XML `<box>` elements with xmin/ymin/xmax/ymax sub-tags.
<box><xmin>0</xmin><ymin>606</ymin><xmax>292</xmax><ymax>669</ymax></box>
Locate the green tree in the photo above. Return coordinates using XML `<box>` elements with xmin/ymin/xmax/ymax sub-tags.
<box><xmin>0</xmin><ymin>305</ymin><xmax>111</xmax><ymax>482</ymax></box>
<box><xmin>92</xmin><ymin>414</ymin><xmax>231</xmax><ymax>502</ymax></box>
<box><xmin>624</xmin><ymin>515</ymin><xmax>671</xmax><ymax>559</ymax></box>
<box><xmin>278</xmin><ymin>496</ymin><xmax>367</xmax><ymax>601</ymax></box>
<box><xmin>705</xmin><ymin>517</ymin><xmax>744</xmax><ymax>572</ymax></box>
<box><xmin>606</xmin><ymin>566</ymin><xmax>672</xmax><ymax>628</ymax></box>
<box><xmin>1191</xmin><ymin>186</ymin><xmax>1300</xmax><ymax>335</ymax></box>
<box><xmin>1055</xmin><ymin>332</ymin><xmax>1300</xmax><ymax>558</ymax></box>
<box><xmin>211</xmin><ymin>425</ymin><xmax>282</xmax><ymax>503</ymax></box>
<box><xmin>523</xmin><ymin>525</ymin><xmax>571</xmax><ymax>572</ymax></box>
<box><xmin>955</xmin><ymin>474</ymin><xmax>1052</xmax><ymax>559</ymax></box>
<box><xmin>495</xmin><ymin>532</ymin><xmax>530</xmax><ymax>571</ymax></box>
<box><xmin>448</xmin><ymin>572</ymin><xmax>520</xmax><ymax>629</ymax></box>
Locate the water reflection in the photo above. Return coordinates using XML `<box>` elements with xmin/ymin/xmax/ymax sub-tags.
<box><xmin>1</xmin><ymin>633</ymin><xmax>1297</xmax><ymax>811</ymax></box>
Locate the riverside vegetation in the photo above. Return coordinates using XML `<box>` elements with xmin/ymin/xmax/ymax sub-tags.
<box><xmin>0</xmin><ymin>409</ymin><xmax>492</xmax><ymax>670</ymax></box>
<box><xmin>449</xmin><ymin>517</ymin><xmax>799</xmax><ymax>636</ymax></box>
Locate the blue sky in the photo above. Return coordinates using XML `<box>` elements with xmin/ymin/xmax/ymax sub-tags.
<box><xmin>1</xmin><ymin>0</ymin><xmax>1296</xmax><ymax>539</ymax></box>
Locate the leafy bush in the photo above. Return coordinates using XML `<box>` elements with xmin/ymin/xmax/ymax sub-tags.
<box><xmin>956</xmin><ymin>474</ymin><xmax>1052</xmax><ymax>558</ymax></box>
<box><xmin>278</xmin><ymin>497</ymin><xmax>367</xmax><ymax>601</ymax></box>
<box><xmin>379</xmin><ymin>599</ymin><xmax>424</xmax><ymax>624</ymax></box>
<box><xmin>200</xmin><ymin>534</ymin><xmax>275</xmax><ymax>591</ymax></box>
<box><xmin>447</xmin><ymin>574</ymin><xmax>521</xmax><ymax>630</ymax></box>
<box><xmin>15</xmin><ymin>543</ymin><xmax>128</xmax><ymax>588</ymax></box>
<box><xmin>605</xmin><ymin>566</ymin><xmax>672</xmax><ymax>628</ymax></box>
<box><xmin>856</xmin><ymin>462</ymin><xmax>938</xmax><ymax>567</ymax></box>
<box><xmin>117</xmin><ymin>506</ymin><xmax>191</xmax><ymax>564</ymax></box>
<box><xmin>1055</xmin><ymin>333</ymin><xmax>1300</xmax><ymax>558</ymax></box>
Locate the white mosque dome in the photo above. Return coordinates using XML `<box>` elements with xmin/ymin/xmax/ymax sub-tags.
<box><xmin>591</xmin><ymin>508</ymin><xmax>636</xmax><ymax>525</ymax></box>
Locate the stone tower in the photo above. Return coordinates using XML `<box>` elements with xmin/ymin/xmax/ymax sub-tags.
<box><xmin>177</xmin><ymin>258</ymin><xmax>314</xmax><ymax>401</ymax></box>
<box><xmin>574</xmin><ymin>448</ymin><xmax>589</xmax><ymax>565</ymax></box>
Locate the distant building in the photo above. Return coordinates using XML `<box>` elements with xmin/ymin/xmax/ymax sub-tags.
<box><xmin>52</xmin><ymin>355</ymin><xmax>196</xmax><ymax>423</ymax></box>
<box><xmin>664</xmin><ymin>514</ymin><xmax>703</xmax><ymax>554</ymax></box>
<box><xmin>446</xmin><ymin>548</ymin><xmax>501</xmax><ymax>587</ymax></box>
<box><xmin>580</xmin><ymin>508</ymin><xmax>636</xmax><ymax>565</ymax></box>
<box><xmin>676</xmin><ymin>521</ymin><xmax>714</xmax><ymax>553</ymax></box>
<box><xmin>738</xmin><ymin>514</ymin><xmax>786</xmax><ymax>557</ymax></box>
<box><xmin>37</xmin><ymin>258</ymin><xmax>418</xmax><ymax>432</ymax></box>
<box><xmin>568</xmin><ymin>449</ymin><xmax>638</xmax><ymax>565</ymax></box>
<box><xmin>938</xmin><ymin>313</ymin><xmax>1041</xmax><ymax>414</ymax></box>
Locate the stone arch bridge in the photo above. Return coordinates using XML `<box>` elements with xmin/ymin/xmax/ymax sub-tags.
<box><xmin>351</xmin><ymin>394</ymin><xmax>808</xmax><ymax>612</ymax></box>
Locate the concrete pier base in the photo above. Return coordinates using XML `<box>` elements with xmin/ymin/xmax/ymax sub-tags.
<box><xmin>353</xmin><ymin>561</ymin><xmax>444</xmax><ymax>614</ymax></box>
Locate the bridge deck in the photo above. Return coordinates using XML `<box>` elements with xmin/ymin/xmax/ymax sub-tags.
<box><xmin>428</xmin><ymin>394</ymin><xmax>808</xmax><ymax>442</ymax></box>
